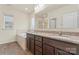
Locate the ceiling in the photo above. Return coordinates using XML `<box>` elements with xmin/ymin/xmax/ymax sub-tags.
<box><xmin>35</xmin><ymin>4</ymin><xmax>69</xmax><ymax>16</ymax></box>
<box><xmin>12</xmin><ymin>4</ymin><xmax>34</xmax><ymax>14</ymax></box>
<box><xmin>0</xmin><ymin>4</ymin><xmax>69</xmax><ymax>15</ymax></box>
<box><xmin>0</xmin><ymin>4</ymin><xmax>34</xmax><ymax>14</ymax></box>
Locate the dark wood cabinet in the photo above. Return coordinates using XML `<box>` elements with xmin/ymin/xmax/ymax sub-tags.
<box><xmin>35</xmin><ymin>46</ymin><xmax>42</xmax><ymax>55</ymax></box>
<box><xmin>55</xmin><ymin>48</ymin><xmax>73</xmax><ymax>55</ymax></box>
<box><xmin>43</xmin><ymin>37</ymin><xmax>77</xmax><ymax>55</ymax></box>
<box><xmin>27</xmin><ymin>33</ymin><xmax>34</xmax><ymax>54</ymax></box>
<box><xmin>35</xmin><ymin>35</ymin><xmax>42</xmax><ymax>42</ymax></box>
<box><xmin>27</xmin><ymin>34</ymin><xmax>31</xmax><ymax>50</ymax></box>
<box><xmin>43</xmin><ymin>44</ymin><xmax>55</xmax><ymax>55</ymax></box>
<box><xmin>27</xmin><ymin>33</ymin><xmax>77</xmax><ymax>55</ymax></box>
<box><xmin>35</xmin><ymin>40</ymin><xmax>42</xmax><ymax>47</ymax></box>
<box><xmin>35</xmin><ymin>35</ymin><xmax>43</xmax><ymax>55</ymax></box>
<box><xmin>35</xmin><ymin>50</ymin><xmax>42</xmax><ymax>55</ymax></box>
<box><xmin>30</xmin><ymin>39</ymin><xmax>34</xmax><ymax>54</ymax></box>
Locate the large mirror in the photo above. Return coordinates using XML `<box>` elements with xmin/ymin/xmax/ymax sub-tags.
<box><xmin>34</xmin><ymin>4</ymin><xmax>79</xmax><ymax>30</ymax></box>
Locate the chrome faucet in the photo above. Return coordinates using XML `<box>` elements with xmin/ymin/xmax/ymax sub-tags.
<box><xmin>59</xmin><ymin>32</ymin><xmax>62</xmax><ymax>36</ymax></box>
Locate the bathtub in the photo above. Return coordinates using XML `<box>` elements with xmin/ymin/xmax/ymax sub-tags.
<box><xmin>16</xmin><ymin>32</ymin><xmax>27</xmax><ymax>51</ymax></box>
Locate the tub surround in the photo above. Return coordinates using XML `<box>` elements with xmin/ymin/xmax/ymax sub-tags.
<box><xmin>16</xmin><ymin>33</ymin><xmax>27</xmax><ymax>51</ymax></box>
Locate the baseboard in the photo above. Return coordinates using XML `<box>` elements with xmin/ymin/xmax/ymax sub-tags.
<box><xmin>0</xmin><ymin>40</ymin><xmax>16</xmax><ymax>44</ymax></box>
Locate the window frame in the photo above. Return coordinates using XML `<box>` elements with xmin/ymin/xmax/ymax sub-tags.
<box><xmin>4</xmin><ymin>15</ymin><xmax>13</xmax><ymax>30</ymax></box>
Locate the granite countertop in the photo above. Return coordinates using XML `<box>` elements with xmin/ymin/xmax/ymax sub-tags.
<box><xmin>27</xmin><ymin>31</ymin><xmax>79</xmax><ymax>44</ymax></box>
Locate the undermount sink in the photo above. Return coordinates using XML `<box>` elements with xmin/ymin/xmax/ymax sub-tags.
<box><xmin>48</xmin><ymin>34</ymin><xmax>70</xmax><ymax>39</ymax></box>
<box><xmin>30</xmin><ymin>32</ymin><xmax>71</xmax><ymax>40</ymax></box>
<box><xmin>61</xmin><ymin>35</ymin><xmax>70</xmax><ymax>37</ymax></box>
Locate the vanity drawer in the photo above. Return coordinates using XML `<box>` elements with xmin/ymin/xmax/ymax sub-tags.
<box><xmin>27</xmin><ymin>33</ymin><xmax>34</xmax><ymax>39</ymax></box>
<box><xmin>35</xmin><ymin>36</ymin><xmax>42</xmax><ymax>41</ymax></box>
<box><xmin>35</xmin><ymin>50</ymin><xmax>42</xmax><ymax>55</ymax></box>
<box><xmin>35</xmin><ymin>40</ymin><xmax>42</xmax><ymax>47</ymax></box>
<box><xmin>35</xmin><ymin>45</ymin><xmax>42</xmax><ymax>52</ymax></box>
<box><xmin>55</xmin><ymin>48</ymin><xmax>73</xmax><ymax>55</ymax></box>
<box><xmin>43</xmin><ymin>37</ymin><xmax>77</xmax><ymax>54</ymax></box>
<box><xmin>43</xmin><ymin>44</ymin><xmax>55</xmax><ymax>55</ymax></box>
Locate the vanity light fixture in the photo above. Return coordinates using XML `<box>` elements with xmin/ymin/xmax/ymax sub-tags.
<box><xmin>35</xmin><ymin>4</ymin><xmax>45</xmax><ymax>13</ymax></box>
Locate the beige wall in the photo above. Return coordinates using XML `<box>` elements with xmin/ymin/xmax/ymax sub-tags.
<box><xmin>0</xmin><ymin>5</ymin><xmax>31</xmax><ymax>44</ymax></box>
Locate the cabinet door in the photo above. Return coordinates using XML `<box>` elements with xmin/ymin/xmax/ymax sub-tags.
<box><xmin>43</xmin><ymin>44</ymin><xmax>55</xmax><ymax>55</ymax></box>
<box><xmin>35</xmin><ymin>51</ymin><xmax>42</xmax><ymax>55</ymax></box>
<box><xmin>55</xmin><ymin>48</ymin><xmax>73</xmax><ymax>55</ymax></box>
<box><xmin>27</xmin><ymin>34</ymin><xmax>34</xmax><ymax>54</ymax></box>
<box><xmin>35</xmin><ymin>46</ymin><xmax>42</xmax><ymax>55</ymax></box>
<box><xmin>27</xmin><ymin>34</ymin><xmax>31</xmax><ymax>50</ymax></box>
<box><xmin>35</xmin><ymin>35</ymin><xmax>42</xmax><ymax>42</ymax></box>
<box><xmin>30</xmin><ymin>39</ymin><xmax>34</xmax><ymax>54</ymax></box>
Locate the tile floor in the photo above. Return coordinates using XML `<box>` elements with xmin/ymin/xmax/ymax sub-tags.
<box><xmin>0</xmin><ymin>42</ymin><xmax>32</xmax><ymax>55</ymax></box>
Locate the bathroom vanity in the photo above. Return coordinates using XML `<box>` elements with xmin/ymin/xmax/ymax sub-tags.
<box><xmin>26</xmin><ymin>32</ymin><xmax>79</xmax><ymax>55</ymax></box>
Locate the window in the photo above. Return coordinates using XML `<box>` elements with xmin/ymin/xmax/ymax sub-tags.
<box><xmin>4</xmin><ymin>15</ymin><xmax>13</xmax><ymax>29</ymax></box>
